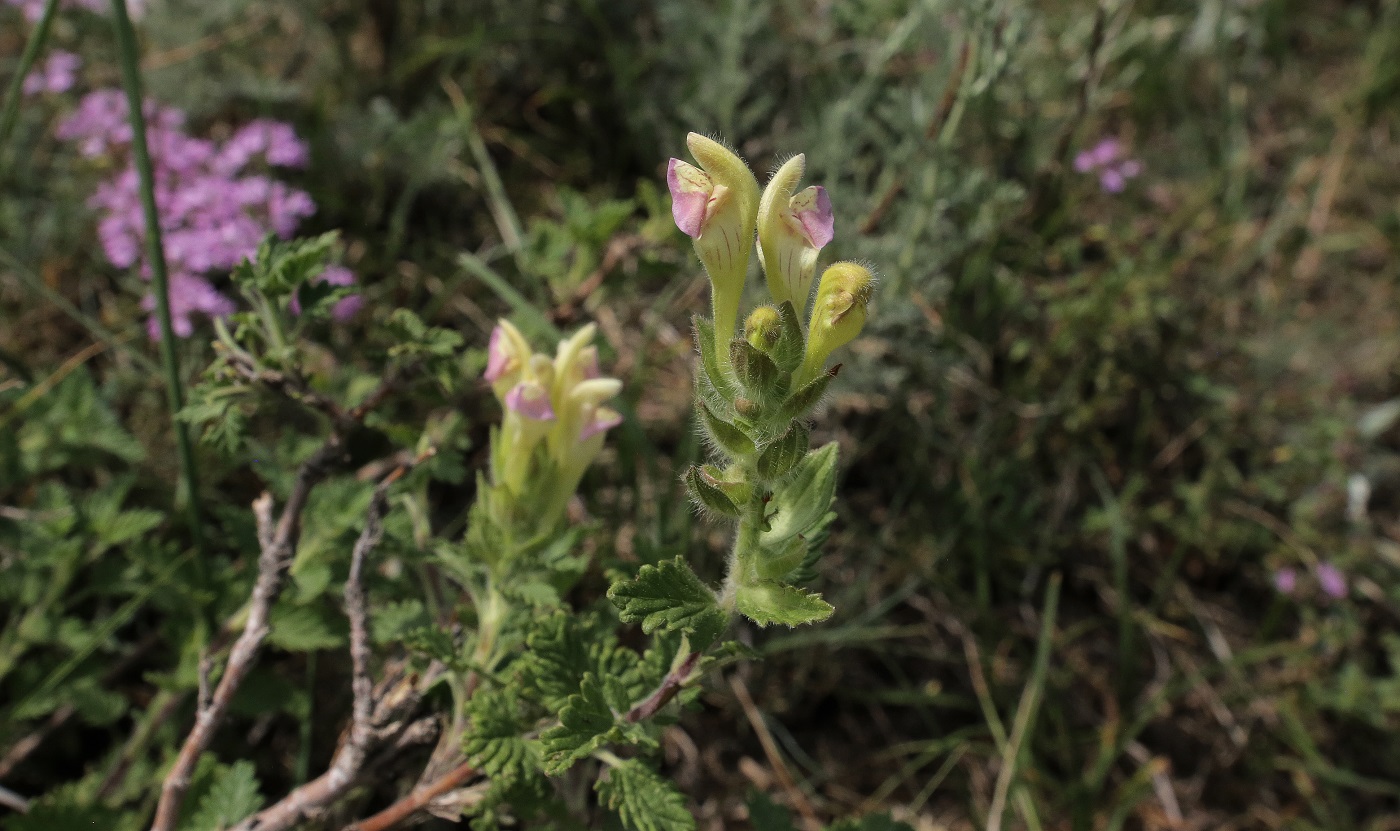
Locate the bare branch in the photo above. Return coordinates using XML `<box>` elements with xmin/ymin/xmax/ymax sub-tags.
<box><xmin>228</xmin><ymin>453</ymin><xmax>433</xmax><ymax>831</ymax></box>
<box><xmin>0</xmin><ymin>783</ymin><xmax>30</xmax><ymax>814</ymax></box>
<box><xmin>228</xmin><ymin>473</ymin><xmax>391</xmax><ymax>831</ymax></box>
<box><xmin>340</xmin><ymin>758</ymin><xmax>479</xmax><ymax>831</ymax></box>
<box><xmin>150</xmin><ymin>436</ymin><xmax>347</xmax><ymax>831</ymax></box>
<box><xmin>625</xmin><ymin>649</ymin><xmax>701</xmax><ymax>723</ymax></box>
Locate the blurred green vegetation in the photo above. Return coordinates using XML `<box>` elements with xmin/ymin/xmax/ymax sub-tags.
<box><xmin>4</xmin><ymin>0</ymin><xmax>1400</xmax><ymax>828</ymax></box>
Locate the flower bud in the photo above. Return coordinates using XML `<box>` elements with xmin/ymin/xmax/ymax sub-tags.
<box><xmin>757</xmin><ymin>154</ymin><xmax>834</xmax><ymax>311</ymax></box>
<box><xmin>797</xmin><ymin>262</ymin><xmax>874</xmax><ymax>387</ymax></box>
<box><xmin>744</xmin><ymin>305</ymin><xmax>782</xmax><ymax>353</ymax></box>
<box><xmin>667</xmin><ymin>133</ymin><xmax>760</xmax><ymax>350</ymax></box>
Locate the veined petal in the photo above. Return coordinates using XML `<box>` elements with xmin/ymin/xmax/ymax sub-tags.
<box><xmin>484</xmin><ymin>326</ymin><xmax>515</xmax><ymax>382</ymax></box>
<box><xmin>684</xmin><ymin>133</ymin><xmax>761</xmax><ymax>348</ymax></box>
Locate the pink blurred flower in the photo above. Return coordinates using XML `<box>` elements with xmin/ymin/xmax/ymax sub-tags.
<box><xmin>1316</xmin><ymin>563</ymin><xmax>1347</xmax><ymax>600</ymax></box>
<box><xmin>1273</xmin><ymin>567</ymin><xmax>1297</xmax><ymax>596</ymax></box>
<box><xmin>1074</xmin><ymin>137</ymin><xmax>1142</xmax><ymax>194</ymax></box>
<box><xmin>22</xmin><ymin>50</ymin><xmax>81</xmax><ymax>96</ymax></box>
<box><xmin>57</xmin><ymin>89</ymin><xmax>334</xmax><ymax>338</ymax></box>
<box><xmin>141</xmin><ymin>274</ymin><xmax>237</xmax><ymax>339</ymax></box>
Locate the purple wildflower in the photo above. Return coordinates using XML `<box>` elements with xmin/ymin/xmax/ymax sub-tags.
<box><xmin>1316</xmin><ymin>563</ymin><xmax>1347</xmax><ymax>600</ymax></box>
<box><xmin>22</xmin><ymin>50</ymin><xmax>81</xmax><ymax>96</ymax></box>
<box><xmin>57</xmin><ymin>89</ymin><xmax>351</xmax><ymax>338</ymax></box>
<box><xmin>1074</xmin><ymin>137</ymin><xmax>1142</xmax><ymax>194</ymax></box>
<box><xmin>1273</xmin><ymin>567</ymin><xmax>1297</xmax><ymax>596</ymax></box>
<box><xmin>142</xmin><ymin>274</ymin><xmax>237</xmax><ymax>339</ymax></box>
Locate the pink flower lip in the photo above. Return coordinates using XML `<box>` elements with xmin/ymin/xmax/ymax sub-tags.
<box><xmin>579</xmin><ymin>409</ymin><xmax>623</xmax><ymax>442</ymax></box>
<box><xmin>794</xmin><ymin>185</ymin><xmax>834</xmax><ymax>248</ymax></box>
<box><xmin>505</xmin><ymin>382</ymin><xmax>555</xmax><ymax>421</ymax></box>
<box><xmin>667</xmin><ymin>158</ymin><xmax>710</xmax><ymax>239</ymax></box>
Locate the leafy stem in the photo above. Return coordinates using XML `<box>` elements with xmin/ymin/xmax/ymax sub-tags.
<box><xmin>719</xmin><ymin>479</ymin><xmax>767</xmax><ymax>613</ymax></box>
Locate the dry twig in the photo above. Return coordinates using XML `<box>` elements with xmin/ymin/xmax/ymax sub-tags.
<box><xmin>341</xmin><ymin>758</ymin><xmax>479</xmax><ymax>831</ymax></box>
<box><xmin>229</xmin><ymin>464</ymin><xmax>417</xmax><ymax>831</ymax></box>
<box><xmin>149</xmin><ymin>436</ymin><xmax>347</xmax><ymax>831</ymax></box>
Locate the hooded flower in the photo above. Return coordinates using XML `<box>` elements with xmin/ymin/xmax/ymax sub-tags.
<box><xmin>757</xmin><ymin>154</ymin><xmax>834</xmax><ymax>311</ymax></box>
<box><xmin>667</xmin><ymin>133</ymin><xmax>760</xmax><ymax>352</ymax></box>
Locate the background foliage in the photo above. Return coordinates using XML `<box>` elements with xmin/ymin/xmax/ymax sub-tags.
<box><xmin>4</xmin><ymin>0</ymin><xmax>1400</xmax><ymax>828</ymax></box>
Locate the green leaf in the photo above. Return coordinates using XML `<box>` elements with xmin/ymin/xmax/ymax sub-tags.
<box><xmin>595</xmin><ymin>759</ymin><xmax>696</xmax><ymax>831</ymax></box>
<box><xmin>779</xmin><ymin>372</ymin><xmax>832</xmax><ymax>422</ymax></box>
<box><xmin>403</xmin><ymin>626</ymin><xmax>466</xmax><ymax>670</ymax></box>
<box><xmin>756</xmin><ymin>423</ymin><xmax>809</xmax><ymax>481</ymax></box>
<box><xmin>7</xmin><ymin>783</ymin><xmax>129</xmax><ymax>831</ymax></box>
<box><xmin>232</xmin><ymin>231</ymin><xmax>339</xmax><ymax>298</ymax></box>
<box><xmin>524</xmin><ymin>612</ymin><xmax>596</xmax><ymax>710</ymax></box>
<box><xmin>771</xmin><ymin>301</ymin><xmax>805</xmax><ymax>372</ymax></box>
<box><xmin>607</xmin><ymin>557</ymin><xmax>727</xmax><ymax>648</ymax></box>
<box><xmin>684</xmin><ymin>465</ymin><xmax>740</xmax><ymax>517</ymax></box>
<box><xmin>371</xmin><ymin>600</ymin><xmax>427</xmax><ymax>644</ymax></box>
<box><xmin>755</xmin><ymin>536</ymin><xmax>809</xmax><ymax>580</ymax></box>
<box><xmin>786</xmin><ymin>510</ymin><xmax>837</xmax><ymax>584</ymax></box>
<box><xmin>65</xmin><ymin>677</ymin><xmax>128</xmax><ymax>726</ymax></box>
<box><xmin>746</xmin><ymin>791</ymin><xmax>798</xmax><ymax>831</ymax></box>
<box><xmin>188</xmin><ymin>761</ymin><xmax>263</xmax><ymax>831</ymax></box>
<box><xmin>729</xmin><ymin>339</ymin><xmax>786</xmax><ymax>403</ymax></box>
<box><xmin>267</xmin><ymin>603</ymin><xmax>345</xmax><ymax>651</ymax></box>
<box><xmin>540</xmin><ymin>673</ymin><xmax>617</xmax><ymax>774</ymax></box>
<box><xmin>698</xmin><ymin>401</ymin><xmax>756</xmax><ymax>458</ymax></box>
<box><xmin>760</xmin><ymin>443</ymin><xmax>839</xmax><ymax>546</ymax></box>
<box><xmin>463</xmin><ymin>685</ymin><xmax>544</xmax><ymax>785</ymax></box>
<box><xmin>735</xmin><ymin>580</ymin><xmax>833</xmax><ymax>627</ymax></box>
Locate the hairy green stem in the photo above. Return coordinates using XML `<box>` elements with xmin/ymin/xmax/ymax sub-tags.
<box><xmin>0</xmin><ymin>0</ymin><xmax>58</xmax><ymax>150</ymax></box>
<box><xmin>719</xmin><ymin>477</ymin><xmax>766</xmax><ymax>611</ymax></box>
<box><xmin>108</xmin><ymin>0</ymin><xmax>208</xmax><ymax>572</ymax></box>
